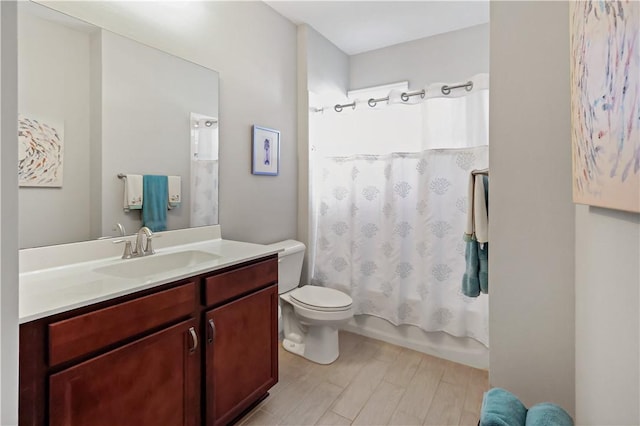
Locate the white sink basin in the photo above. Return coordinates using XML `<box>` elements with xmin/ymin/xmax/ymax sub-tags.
<box><xmin>94</xmin><ymin>250</ymin><xmax>220</xmax><ymax>279</ymax></box>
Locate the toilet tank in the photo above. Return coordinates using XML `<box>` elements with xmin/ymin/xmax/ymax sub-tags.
<box><xmin>265</xmin><ymin>240</ymin><xmax>305</xmax><ymax>294</ymax></box>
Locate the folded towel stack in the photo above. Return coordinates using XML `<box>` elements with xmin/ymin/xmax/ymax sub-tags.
<box><xmin>525</xmin><ymin>403</ymin><xmax>574</xmax><ymax>426</ymax></box>
<box><xmin>480</xmin><ymin>388</ymin><xmax>574</xmax><ymax>426</ymax></box>
<box><xmin>480</xmin><ymin>388</ymin><xmax>528</xmax><ymax>426</ymax></box>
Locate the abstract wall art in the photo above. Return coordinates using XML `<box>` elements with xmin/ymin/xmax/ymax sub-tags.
<box><xmin>18</xmin><ymin>114</ymin><xmax>64</xmax><ymax>187</ymax></box>
<box><xmin>570</xmin><ymin>0</ymin><xmax>640</xmax><ymax>212</ymax></box>
<box><xmin>251</xmin><ymin>125</ymin><xmax>280</xmax><ymax>176</ymax></box>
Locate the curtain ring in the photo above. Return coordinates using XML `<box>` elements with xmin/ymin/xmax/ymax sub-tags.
<box><xmin>334</xmin><ymin>104</ymin><xmax>343</xmax><ymax>113</ymax></box>
<box><xmin>368</xmin><ymin>98</ymin><xmax>377</xmax><ymax>107</ymax></box>
<box><xmin>441</xmin><ymin>85</ymin><xmax>451</xmax><ymax>95</ymax></box>
<box><xmin>465</xmin><ymin>81</ymin><xmax>474</xmax><ymax>92</ymax></box>
<box><xmin>420</xmin><ymin>89</ymin><xmax>426</xmax><ymax>99</ymax></box>
<box><xmin>400</xmin><ymin>92</ymin><xmax>410</xmax><ymax>102</ymax></box>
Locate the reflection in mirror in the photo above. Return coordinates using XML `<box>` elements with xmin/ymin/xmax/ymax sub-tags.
<box><xmin>190</xmin><ymin>113</ymin><xmax>219</xmax><ymax>227</ymax></box>
<box><xmin>17</xmin><ymin>2</ymin><xmax>220</xmax><ymax>249</ymax></box>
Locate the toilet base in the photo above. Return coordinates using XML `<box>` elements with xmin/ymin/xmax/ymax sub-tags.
<box><xmin>282</xmin><ymin>325</ymin><xmax>340</xmax><ymax>365</ymax></box>
<box><xmin>282</xmin><ymin>338</ymin><xmax>305</xmax><ymax>357</ymax></box>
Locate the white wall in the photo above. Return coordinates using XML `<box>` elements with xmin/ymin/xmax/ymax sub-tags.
<box><xmin>575</xmin><ymin>206</ymin><xmax>640</xmax><ymax>424</ymax></box>
<box><xmin>0</xmin><ymin>1</ymin><xmax>19</xmax><ymax>423</ymax></box>
<box><xmin>297</xmin><ymin>24</ymin><xmax>349</xmax><ymax>281</ymax></box>
<box><xmin>17</xmin><ymin>10</ymin><xmax>91</xmax><ymax>248</ymax></box>
<box><xmin>99</xmin><ymin>30</ymin><xmax>218</xmax><ymax>236</ymax></box>
<box><xmin>490</xmin><ymin>1</ymin><xmax>575</xmax><ymax>414</ymax></box>
<box><xmin>304</xmin><ymin>25</ymin><xmax>350</xmax><ymax>99</ymax></box>
<box><xmin>350</xmin><ymin>24</ymin><xmax>488</xmax><ymax>91</ymax></box>
<box><xmin>39</xmin><ymin>1</ymin><xmax>298</xmax><ymax>244</ymax></box>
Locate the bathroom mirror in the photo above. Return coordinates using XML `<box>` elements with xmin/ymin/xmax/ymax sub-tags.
<box><xmin>18</xmin><ymin>1</ymin><xmax>220</xmax><ymax>248</ymax></box>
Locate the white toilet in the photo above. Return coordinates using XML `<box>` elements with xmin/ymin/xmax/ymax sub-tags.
<box><xmin>267</xmin><ymin>240</ymin><xmax>353</xmax><ymax>364</ymax></box>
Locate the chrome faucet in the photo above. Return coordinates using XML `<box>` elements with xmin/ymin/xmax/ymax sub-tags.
<box><xmin>113</xmin><ymin>223</ymin><xmax>126</xmax><ymax>237</ymax></box>
<box><xmin>135</xmin><ymin>226</ymin><xmax>155</xmax><ymax>256</ymax></box>
<box><xmin>113</xmin><ymin>226</ymin><xmax>157</xmax><ymax>259</ymax></box>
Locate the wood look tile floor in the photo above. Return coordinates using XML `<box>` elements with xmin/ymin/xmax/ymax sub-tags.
<box><xmin>238</xmin><ymin>331</ymin><xmax>489</xmax><ymax>426</ymax></box>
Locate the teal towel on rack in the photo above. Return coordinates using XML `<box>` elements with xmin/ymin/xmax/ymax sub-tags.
<box><xmin>462</xmin><ymin>174</ymin><xmax>489</xmax><ymax>297</ymax></box>
<box><xmin>462</xmin><ymin>237</ymin><xmax>481</xmax><ymax>297</ymax></box>
<box><xmin>479</xmin><ymin>242</ymin><xmax>489</xmax><ymax>294</ymax></box>
<box><xmin>479</xmin><ymin>175</ymin><xmax>489</xmax><ymax>294</ymax></box>
<box><xmin>142</xmin><ymin>175</ymin><xmax>168</xmax><ymax>232</ymax></box>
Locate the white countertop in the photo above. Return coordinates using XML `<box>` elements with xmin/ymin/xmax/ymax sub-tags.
<box><xmin>19</xmin><ymin>237</ymin><xmax>280</xmax><ymax>324</ymax></box>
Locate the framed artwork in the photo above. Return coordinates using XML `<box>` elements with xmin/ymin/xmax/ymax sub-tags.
<box><xmin>570</xmin><ymin>1</ymin><xmax>639</xmax><ymax>212</ymax></box>
<box><xmin>18</xmin><ymin>114</ymin><xmax>64</xmax><ymax>187</ymax></box>
<box><xmin>252</xmin><ymin>125</ymin><xmax>280</xmax><ymax>176</ymax></box>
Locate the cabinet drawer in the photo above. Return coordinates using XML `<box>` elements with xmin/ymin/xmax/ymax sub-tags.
<box><xmin>205</xmin><ymin>257</ymin><xmax>277</xmax><ymax>307</ymax></box>
<box><xmin>48</xmin><ymin>282</ymin><xmax>196</xmax><ymax>367</ymax></box>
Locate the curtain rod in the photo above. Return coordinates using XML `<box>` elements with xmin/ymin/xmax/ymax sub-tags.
<box><xmin>367</xmin><ymin>89</ymin><xmax>425</xmax><ymax>108</ymax></box>
<box><xmin>334</xmin><ymin>80</ymin><xmax>474</xmax><ymax>112</ymax></box>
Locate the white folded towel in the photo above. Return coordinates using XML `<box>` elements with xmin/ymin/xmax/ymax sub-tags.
<box><xmin>168</xmin><ymin>175</ymin><xmax>181</xmax><ymax>209</ymax></box>
<box><xmin>123</xmin><ymin>174</ymin><xmax>143</xmax><ymax>212</ymax></box>
<box><xmin>464</xmin><ymin>169</ymin><xmax>489</xmax><ymax>243</ymax></box>
<box><xmin>465</xmin><ymin>172</ymin><xmax>475</xmax><ymax>238</ymax></box>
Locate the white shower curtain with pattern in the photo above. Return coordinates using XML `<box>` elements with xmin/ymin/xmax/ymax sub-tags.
<box><xmin>310</xmin><ymin>74</ymin><xmax>489</xmax><ymax>346</ymax></box>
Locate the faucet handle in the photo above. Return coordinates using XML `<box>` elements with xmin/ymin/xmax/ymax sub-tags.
<box><xmin>113</xmin><ymin>238</ymin><xmax>135</xmax><ymax>259</ymax></box>
<box><xmin>143</xmin><ymin>233</ymin><xmax>161</xmax><ymax>255</ymax></box>
<box><xmin>112</xmin><ymin>223</ymin><xmax>126</xmax><ymax>237</ymax></box>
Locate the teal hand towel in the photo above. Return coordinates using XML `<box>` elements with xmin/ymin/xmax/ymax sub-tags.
<box><xmin>479</xmin><ymin>242</ymin><xmax>489</xmax><ymax>294</ymax></box>
<box><xmin>525</xmin><ymin>403</ymin><xmax>573</xmax><ymax>426</ymax></box>
<box><xmin>480</xmin><ymin>388</ymin><xmax>528</xmax><ymax>426</ymax></box>
<box><xmin>462</xmin><ymin>238</ymin><xmax>481</xmax><ymax>297</ymax></box>
<box><xmin>142</xmin><ymin>175</ymin><xmax>168</xmax><ymax>232</ymax></box>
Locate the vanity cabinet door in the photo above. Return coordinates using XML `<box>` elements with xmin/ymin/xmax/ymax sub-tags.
<box><xmin>49</xmin><ymin>319</ymin><xmax>200</xmax><ymax>426</ymax></box>
<box><xmin>205</xmin><ymin>284</ymin><xmax>278</xmax><ymax>426</ymax></box>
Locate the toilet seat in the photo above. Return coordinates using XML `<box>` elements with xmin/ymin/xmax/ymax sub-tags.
<box><xmin>289</xmin><ymin>286</ymin><xmax>352</xmax><ymax>312</ymax></box>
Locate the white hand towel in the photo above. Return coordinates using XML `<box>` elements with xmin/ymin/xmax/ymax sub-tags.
<box><xmin>465</xmin><ymin>172</ymin><xmax>475</xmax><ymax>238</ymax></box>
<box><xmin>168</xmin><ymin>175</ymin><xmax>181</xmax><ymax>209</ymax></box>
<box><xmin>123</xmin><ymin>174</ymin><xmax>143</xmax><ymax>212</ymax></box>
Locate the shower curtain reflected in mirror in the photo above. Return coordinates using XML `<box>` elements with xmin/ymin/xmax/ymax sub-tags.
<box><xmin>190</xmin><ymin>113</ymin><xmax>219</xmax><ymax>227</ymax></box>
<box><xmin>310</xmin><ymin>77</ymin><xmax>490</xmax><ymax>346</ymax></box>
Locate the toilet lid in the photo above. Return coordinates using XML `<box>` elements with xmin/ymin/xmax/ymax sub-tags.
<box><xmin>290</xmin><ymin>286</ymin><xmax>352</xmax><ymax>311</ymax></box>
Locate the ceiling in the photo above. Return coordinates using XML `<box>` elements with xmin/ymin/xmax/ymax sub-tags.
<box><xmin>264</xmin><ymin>1</ymin><xmax>489</xmax><ymax>56</ymax></box>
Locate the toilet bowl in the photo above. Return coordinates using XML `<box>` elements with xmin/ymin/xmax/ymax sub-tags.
<box><xmin>266</xmin><ymin>240</ymin><xmax>353</xmax><ymax>365</ymax></box>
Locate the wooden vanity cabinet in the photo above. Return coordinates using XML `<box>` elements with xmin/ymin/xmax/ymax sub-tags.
<box><xmin>49</xmin><ymin>319</ymin><xmax>200</xmax><ymax>426</ymax></box>
<box><xmin>205</xmin><ymin>285</ymin><xmax>278</xmax><ymax>426</ymax></box>
<box><xmin>19</xmin><ymin>255</ymin><xmax>278</xmax><ymax>426</ymax></box>
<box><xmin>202</xmin><ymin>256</ymin><xmax>279</xmax><ymax>426</ymax></box>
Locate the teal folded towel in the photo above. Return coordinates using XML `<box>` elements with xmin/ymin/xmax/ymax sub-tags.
<box><xmin>525</xmin><ymin>403</ymin><xmax>573</xmax><ymax>426</ymax></box>
<box><xmin>462</xmin><ymin>238</ymin><xmax>481</xmax><ymax>297</ymax></box>
<box><xmin>478</xmin><ymin>243</ymin><xmax>489</xmax><ymax>294</ymax></box>
<box><xmin>142</xmin><ymin>175</ymin><xmax>168</xmax><ymax>232</ymax></box>
<box><xmin>480</xmin><ymin>388</ymin><xmax>528</xmax><ymax>426</ymax></box>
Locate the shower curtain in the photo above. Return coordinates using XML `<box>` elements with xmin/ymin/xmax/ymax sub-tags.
<box><xmin>310</xmin><ymin>75</ymin><xmax>489</xmax><ymax>346</ymax></box>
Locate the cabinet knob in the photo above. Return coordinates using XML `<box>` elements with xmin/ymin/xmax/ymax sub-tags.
<box><xmin>208</xmin><ymin>319</ymin><xmax>216</xmax><ymax>344</ymax></box>
<box><xmin>188</xmin><ymin>327</ymin><xmax>198</xmax><ymax>353</ymax></box>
